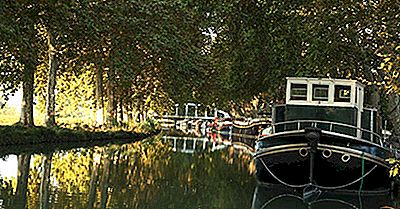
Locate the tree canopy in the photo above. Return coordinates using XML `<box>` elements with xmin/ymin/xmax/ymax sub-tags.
<box><xmin>0</xmin><ymin>0</ymin><xmax>399</xmax><ymax>128</ymax></box>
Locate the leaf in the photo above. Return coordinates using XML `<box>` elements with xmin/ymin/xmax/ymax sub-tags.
<box><xmin>384</xmin><ymin>57</ymin><xmax>391</xmax><ymax>63</ymax></box>
<box><xmin>393</xmin><ymin>167</ymin><xmax>399</xmax><ymax>177</ymax></box>
<box><xmin>379</xmin><ymin>62</ymin><xmax>385</xmax><ymax>70</ymax></box>
<box><xmin>386</xmin><ymin>158</ymin><xmax>395</xmax><ymax>164</ymax></box>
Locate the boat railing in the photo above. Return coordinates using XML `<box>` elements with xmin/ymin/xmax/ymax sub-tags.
<box><xmin>272</xmin><ymin>120</ymin><xmax>383</xmax><ymax>146</ymax></box>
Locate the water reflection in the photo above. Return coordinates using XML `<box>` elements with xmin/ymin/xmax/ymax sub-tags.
<box><xmin>0</xmin><ymin>155</ymin><xmax>17</xmax><ymax>178</ymax></box>
<box><xmin>252</xmin><ymin>185</ymin><xmax>397</xmax><ymax>209</ymax></box>
<box><xmin>0</xmin><ymin>134</ymin><xmax>256</xmax><ymax>208</ymax></box>
<box><xmin>0</xmin><ymin>132</ymin><xmax>397</xmax><ymax>208</ymax></box>
<box><xmin>15</xmin><ymin>154</ymin><xmax>31</xmax><ymax>209</ymax></box>
<box><xmin>39</xmin><ymin>153</ymin><xmax>52</xmax><ymax>209</ymax></box>
<box><xmin>162</xmin><ymin>136</ymin><xmax>229</xmax><ymax>153</ymax></box>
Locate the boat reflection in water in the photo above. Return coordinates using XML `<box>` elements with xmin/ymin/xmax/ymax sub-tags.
<box><xmin>0</xmin><ymin>129</ymin><xmax>396</xmax><ymax>209</ymax></box>
<box><xmin>202</xmin><ymin>129</ymin><xmax>398</xmax><ymax>209</ymax></box>
<box><xmin>252</xmin><ymin>184</ymin><xmax>397</xmax><ymax>209</ymax></box>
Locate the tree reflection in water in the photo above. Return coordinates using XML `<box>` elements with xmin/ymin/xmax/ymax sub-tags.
<box><xmin>0</xmin><ymin>136</ymin><xmax>257</xmax><ymax>208</ymax></box>
<box><xmin>106</xmin><ymin>138</ymin><xmax>256</xmax><ymax>209</ymax></box>
<box><xmin>14</xmin><ymin>154</ymin><xmax>31</xmax><ymax>209</ymax></box>
<box><xmin>0</xmin><ymin>136</ymin><xmax>397</xmax><ymax>208</ymax></box>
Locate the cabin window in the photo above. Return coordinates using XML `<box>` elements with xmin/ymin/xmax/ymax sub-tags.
<box><xmin>334</xmin><ymin>85</ymin><xmax>351</xmax><ymax>102</ymax></box>
<box><xmin>312</xmin><ymin>84</ymin><xmax>329</xmax><ymax>101</ymax></box>
<box><xmin>290</xmin><ymin>83</ymin><xmax>307</xmax><ymax>100</ymax></box>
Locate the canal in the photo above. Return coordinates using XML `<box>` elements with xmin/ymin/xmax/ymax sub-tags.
<box><xmin>0</xmin><ymin>133</ymin><xmax>397</xmax><ymax>208</ymax></box>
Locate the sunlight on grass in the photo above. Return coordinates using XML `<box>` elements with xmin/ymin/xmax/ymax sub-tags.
<box><xmin>0</xmin><ymin>106</ymin><xmax>19</xmax><ymax>125</ymax></box>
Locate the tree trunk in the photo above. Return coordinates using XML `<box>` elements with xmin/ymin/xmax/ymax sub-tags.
<box><xmin>143</xmin><ymin>111</ymin><xmax>147</xmax><ymax>122</ymax></box>
<box><xmin>39</xmin><ymin>153</ymin><xmax>53</xmax><ymax>209</ymax></box>
<box><xmin>113</xmin><ymin>94</ymin><xmax>118</xmax><ymax>123</ymax></box>
<box><xmin>387</xmin><ymin>93</ymin><xmax>400</xmax><ymax>135</ymax></box>
<box><xmin>138</xmin><ymin>98</ymin><xmax>144</xmax><ymax>122</ymax></box>
<box><xmin>106</xmin><ymin>86</ymin><xmax>115</xmax><ymax>127</ymax></box>
<box><xmin>95</xmin><ymin>66</ymin><xmax>104</xmax><ymax>126</ymax></box>
<box><xmin>20</xmin><ymin>65</ymin><xmax>35</xmax><ymax>126</ymax></box>
<box><xmin>14</xmin><ymin>154</ymin><xmax>31</xmax><ymax>209</ymax></box>
<box><xmin>45</xmin><ymin>32</ymin><xmax>58</xmax><ymax>127</ymax></box>
<box><xmin>119</xmin><ymin>98</ymin><xmax>124</xmax><ymax>124</ymax></box>
<box><xmin>366</xmin><ymin>85</ymin><xmax>380</xmax><ymax>108</ymax></box>
<box><xmin>134</xmin><ymin>99</ymin><xmax>140</xmax><ymax>123</ymax></box>
<box><xmin>106</xmin><ymin>69</ymin><xmax>116</xmax><ymax>127</ymax></box>
<box><xmin>127</xmin><ymin>102</ymin><xmax>133</xmax><ymax>124</ymax></box>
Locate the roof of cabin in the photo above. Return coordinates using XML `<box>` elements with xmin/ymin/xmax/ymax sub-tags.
<box><xmin>286</xmin><ymin>77</ymin><xmax>365</xmax><ymax>87</ymax></box>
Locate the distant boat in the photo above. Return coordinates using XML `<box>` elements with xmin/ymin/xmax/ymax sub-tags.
<box><xmin>254</xmin><ymin>77</ymin><xmax>398</xmax><ymax>192</ymax></box>
<box><xmin>232</xmin><ymin>118</ymin><xmax>271</xmax><ymax>137</ymax></box>
<box><xmin>208</xmin><ymin>117</ymin><xmax>271</xmax><ymax>138</ymax></box>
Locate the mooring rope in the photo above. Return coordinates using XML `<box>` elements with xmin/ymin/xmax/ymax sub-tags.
<box><xmin>358</xmin><ymin>152</ymin><xmax>365</xmax><ymax>209</ymax></box>
<box><xmin>257</xmin><ymin>154</ymin><xmax>377</xmax><ymax>191</ymax></box>
<box><xmin>310</xmin><ymin>198</ymin><xmax>358</xmax><ymax>208</ymax></box>
<box><xmin>260</xmin><ymin>194</ymin><xmax>303</xmax><ymax>209</ymax></box>
<box><xmin>259</xmin><ymin>193</ymin><xmax>359</xmax><ymax>209</ymax></box>
<box><xmin>258</xmin><ymin>158</ymin><xmax>310</xmax><ymax>188</ymax></box>
<box><xmin>314</xmin><ymin>165</ymin><xmax>376</xmax><ymax>190</ymax></box>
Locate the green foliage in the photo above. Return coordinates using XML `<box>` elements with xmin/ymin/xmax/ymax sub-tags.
<box><xmin>0</xmin><ymin>45</ymin><xmax>23</xmax><ymax>102</ymax></box>
<box><xmin>204</xmin><ymin>0</ymin><xmax>400</xmax><ymax>113</ymax></box>
<box><xmin>55</xmin><ymin>68</ymin><xmax>96</xmax><ymax>124</ymax></box>
<box><xmin>1</xmin><ymin>0</ymin><xmax>400</xmax><ymax>126</ymax></box>
<box><xmin>137</xmin><ymin>119</ymin><xmax>159</xmax><ymax>134</ymax></box>
<box><xmin>0</xmin><ymin>177</ymin><xmax>16</xmax><ymax>208</ymax></box>
<box><xmin>378</xmin><ymin>46</ymin><xmax>400</xmax><ymax>94</ymax></box>
<box><xmin>387</xmin><ymin>158</ymin><xmax>400</xmax><ymax>178</ymax></box>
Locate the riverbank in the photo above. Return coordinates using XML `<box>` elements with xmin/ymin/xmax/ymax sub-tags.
<box><xmin>0</xmin><ymin>125</ymin><xmax>160</xmax><ymax>155</ymax></box>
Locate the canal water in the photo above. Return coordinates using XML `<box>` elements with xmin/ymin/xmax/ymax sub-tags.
<box><xmin>0</xmin><ymin>133</ymin><xmax>398</xmax><ymax>209</ymax></box>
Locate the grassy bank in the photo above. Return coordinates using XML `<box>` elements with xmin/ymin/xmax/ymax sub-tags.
<box><xmin>0</xmin><ymin>125</ymin><xmax>160</xmax><ymax>155</ymax></box>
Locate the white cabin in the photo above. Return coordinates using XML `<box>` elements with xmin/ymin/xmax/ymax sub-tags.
<box><xmin>286</xmin><ymin>77</ymin><xmax>365</xmax><ymax>110</ymax></box>
<box><xmin>273</xmin><ymin>77</ymin><xmax>381</xmax><ymax>144</ymax></box>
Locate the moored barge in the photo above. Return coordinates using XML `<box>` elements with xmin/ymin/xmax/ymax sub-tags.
<box><xmin>254</xmin><ymin>77</ymin><xmax>397</xmax><ymax>192</ymax></box>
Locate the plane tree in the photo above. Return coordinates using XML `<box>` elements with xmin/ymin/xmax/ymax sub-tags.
<box><xmin>204</xmin><ymin>0</ymin><xmax>400</xmax><ymax>119</ymax></box>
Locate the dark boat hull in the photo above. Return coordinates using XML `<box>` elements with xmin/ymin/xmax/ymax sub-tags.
<box><xmin>254</xmin><ymin>131</ymin><xmax>394</xmax><ymax>192</ymax></box>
